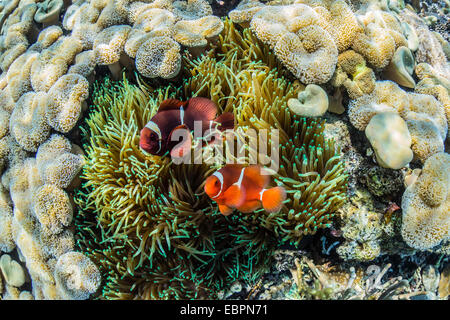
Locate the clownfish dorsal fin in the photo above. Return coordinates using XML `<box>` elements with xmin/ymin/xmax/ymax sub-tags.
<box><xmin>158</xmin><ymin>99</ymin><xmax>185</xmax><ymax>112</ymax></box>
<box><xmin>185</xmin><ymin>97</ymin><xmax>218</xmax><ymax>121</ymax></box>
<box><xmin>244</xmin><ymin>165</ymin><xmax>270</xmax><ymax>189</ymax></box>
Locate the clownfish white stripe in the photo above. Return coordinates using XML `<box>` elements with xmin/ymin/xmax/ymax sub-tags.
<box><xmin>211</xmin><ymin>171</ymin><xmax>224</xmax><ymax>198</ymax></box>
<box><xmin>233</xmin><ymin>167</ymin><xmax>246</xmax><ymax>188</ymax></box>
<box><xmin>259</xmin><ymin>188</ymin><xmax>267</xmax><ymax>201</ymax></box>
<box><xmin>180</xmin><ymin>106</ymin><xmax>184</xmax><ymax>125</ymax></box>
<box><xmin>145</xmin><ymin>121</ymin><xmax>162</xmax><ymax>153</ymax></box>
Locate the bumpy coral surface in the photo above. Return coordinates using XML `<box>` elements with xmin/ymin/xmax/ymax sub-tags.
<box><xmin>401</xmin><ymin>152</ymin><xmax>450</xmax><ymax>250</ymax></box>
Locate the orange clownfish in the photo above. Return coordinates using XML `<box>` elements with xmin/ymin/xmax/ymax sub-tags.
<box><xmin>204</xmin><ymin>164</ymin><xmax>287</xmax><ymax>215</ymax></box>
<box><xmin>139</xmin><ymin>97</ymin><xmax>234</xmax><ymax>158</ymax></box>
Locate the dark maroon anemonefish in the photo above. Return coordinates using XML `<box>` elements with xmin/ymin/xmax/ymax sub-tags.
<box><xmin>139</xmin><ymin>97</ymin><xmax>234</xmax><ymax>158</ymax></box>
<box><xmin>204</xmin><ymin>164</ymin><xmax>287</xmax><ymax>215</ymax></box>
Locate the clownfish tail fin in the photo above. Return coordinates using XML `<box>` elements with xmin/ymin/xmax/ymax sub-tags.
<box><xmin>215</xmin><ymin>112</ymin><xmax>234</xmax><ymax>131</ymax></box>
<box><xmin>261</xmin><ymin>186</ymin><xmax>286</xmax><ymax>213</ymax></box>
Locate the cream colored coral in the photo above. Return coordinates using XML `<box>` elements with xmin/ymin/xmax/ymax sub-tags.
<box><xmin>36</xmin><ymin>134</ymin><xmax>85</xmax><ymax>189</ymax></box>
<box><xmin>45</xmin><ymin>74</ymin><xmax>89</xmax><ymax>133</ymax></box>
<box><xmin>95</xmin><ymin>1</ymin><xmax>128</xmax><ymax>30</ymax></box>
<box><xmin>54</xmin><ymin>251</ymin><xmax>101</xmax><ymax>300</ymax></box>
<box><xmin>9</xmin><ymin>91</ymin><xmax>50</xmax><ymax>152</ymax></box>
<box><xmin>287</xmin><ymin>84</ymin><xmax>329</xmax><ymax>117</ymax></box>
<box><xmin>308</xmin><ymin>0</ymin><xmax>363</xmax><ymax>52</ymax></box>
<box><xmin>365</xmin><ymin>112</ymin><xmax>413</xmax><ymax>169</ymax></box>
<box><xmin>135</xmin><ymin>36</ymin><xmax>182</xmax><ymax>79</ymax></box>
<box><xmin>0</xmin><ymin>105</ymin><xmax>10</xmax><ymax>139</ymax></box>
<box><xmin>30</xmin><ymin>36</ymin><xmax>83</xmax><ymax>92</ymax></box>
<box><xmin>0</xmin><ymin>42</ymin><xmax>27</xmax><ymax>72</ymax></box>
<box><xmin>7</xmin><ymin>157</ymin><xmax>42</xmax><ymax>215</ymax></box>
<box><xmin>173</xmin><ymin>0</ymin><xmax>213</xmax><ymax>20</ymax></box>
<box><xmin>93</xmin><ymin>24</ymin><xmax>131</xmax><ymax>78</ymax></box>
<box><xmin>415</xmin><ymin>80</ymin><xmax>449</xmax><ymax>129</ymax></box>
<box><xmin>406</xmin><ymin>119</ymin><xmax>445</xmax><ymax>163</ymax></box>
<box><xmin>331</xmin><ymin>49</ymin><xmax>376</xmax><ymax>99</ymax></box>
<box><xmin>68</xmin><ymin>50</ymin><xmax>96</xmax><ymax>79</ymax></box>
<box><xmin>401</xmin><ymin>93</ymin><xmax>447</xmax><ymax>141</ymax></box>
<box><xmin>0</xmin><ymin>2</ymin><xmax>37</xmax><ymax>72</ymax></box>
<box><xmin>62</xmin><ymin>2</ymin><xmax>100</xmax><ymax>31</ymax></box>
<box><xmin>251</xmin><ymin>4</ymin><xmax>338</xmax><ymax>84</ymax></box>
<box><xmin>229</xmin><ymin>0</ymin><xmax>265</xmax><ymax>25</ymax></box>
<box><xmin>127</xmin><ymin>0</ymin><xmax>174</xmax><ymax>24</ymax></box>
<box><xmin>402</xmin><ymin>92</ymin><xmax>447</xmax><ymax>163</ymax></box>
<box><xmin>0</xmin><ymin>254</ymin><xmax>26</xmax><ymax>287</ymax></box>
<box><xmin>174</xmin><ymin>15</ymin><xmax>224</xmax><ymax>47</ymax></box>
<box><xmin>0</xmin><ymin>184</ymin><xmax>14</xmax><ymax>253</ymax></box>
<box><xmin>15</xmin><ymin>227</ymin><xmax>55</xmax><ymax>287</ymax></box>
<box><xmin>32</xmin><ymin>184</ymin><xmax>73</xmax><ymax>235</ymax></box>
<box><xmin>133</xmin><ymin>8</ymin><xmax>176</xmax><ymax>38</ymax></box>
<box><xmin>71</xmin><ymin>22</ymin><xmax>102</xmax><ymax>51</ymax></box>
<box><xmin>401</xmin><ymin>152</ymin><xmax>450</xmax><ymax>250</ymax></box>
<box><xmin>39</xmin><ymin>229</ymin><xmax>74</xmax><ymax>258</ymax></box>
<box><xmin>5</xmin><ymin>51</ymin><xmax>38</xmax><ymax>102</ymax></box>
<box><xmin>382</xmin><ymin>46</ymin><xmax>415</xmax><ymax>88</ymax></box>
<box><xmin>351</xmin><ymin>22</ymin><xmax>396</xmax><ymax>69</ymax></box>
<box><xmin>348</xmin><ymin>81</ymin><xmax>408</xmax><ymax>130</ymax></box>
<box><xmin>124</xmin><ymin>29</ymin><xmax>153</xmax><ymax>59</ymax></box>
<box><xmin>28</xmin><ymin>25</ymin><xmax>63</xmax><ymax>52</ymax></box>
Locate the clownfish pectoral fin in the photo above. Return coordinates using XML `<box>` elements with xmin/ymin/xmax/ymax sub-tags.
<box><xmin>214</xmin><ymin>112</ymin><xmax>234</xmax><ymax>131</ymax></box>
<box><xmin>158</xmin><ymin>99</ymin><xmax>185</xmax><ymax>112</ymax></box>
<box><xmin>261</xmin><ymin>186</ymin><xmax>286</xmax><ymax>213</ymax></box>
<box><xmin>236</xmin><ymin>200</ymin><xmax>261</xmax><ymax>213</ymax></box>
<box><xmin>218</xmin><ymin>204</ymin><xmax>234</xmax><ymax>216</ymax></box>
<box><xmin>222</xmin><ymin>184</ymin><xmax>246</xmax><ymax>208</ymax></box>
<box><xmin>169</xmin><ymin>124</ymin><xmax>192</xmax><ymax>159</ymax></box>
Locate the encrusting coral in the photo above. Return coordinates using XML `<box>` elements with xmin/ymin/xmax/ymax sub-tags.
<box><xmin>401</xmin><ymin>152</ymin><xmax>450</xmax><ymax>251</ymax></box>
<box><xmin>365</xmin><ymin>112</ymin><xmax>413</xmax><ymax>170</ymax></box>
<box><xmin>135</xmin><ymin>36</ymin><xmax>182</xmax><ymax>79</ymax></box>
<box><xmin>348</xmin><ymin>80</ymin><xmax>447</xmax><ymax>166</ymax></box>
<box><xmin>331</xmin><ymin>49</ymin><xmax>376</xmax><ymax>99</ymax></box>
<box><xmin>54</xmin><ymin>251</ymin><xmax>101</xmax><ymax>300</ymax></box>
<box><xmin>74</xmin><ymin>19</ymin><xmax>347</xmax><ymax>299</ymax></box>
<box><xmin>249</xmin><ymin>3</ymin><xmax>338</xmax><ymax>84</ymax></box>
<box><xmin>287</xmin><ymin>84</ymin><xmax>329</xmax><ymax>117</ymax></box>
<box><xmin>44</xmin><ymin>73</ymin><xmax>89</xmax><ymax>133</ymax></box>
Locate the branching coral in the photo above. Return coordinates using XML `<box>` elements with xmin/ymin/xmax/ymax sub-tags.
<box><xmin>74</xmin><ymin>20</ymin><xmax>347</xmax><ymax>299</ymax></box>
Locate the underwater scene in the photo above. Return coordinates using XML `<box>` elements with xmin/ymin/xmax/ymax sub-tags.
<box><xmin>0</xmin><ymin>0</ymin><xmax>448</xmax><ymax>301</ymax></box>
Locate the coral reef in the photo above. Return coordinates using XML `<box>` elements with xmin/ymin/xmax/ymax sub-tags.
<box><xmin>0</xmin><ymin>0</ymin><xmax>448</xmax><ymax>301</ymax></box>
<box><xmin>73</xmin><ymin>19</ymin><xmax>347</xmax><ymax>299</ymax></box>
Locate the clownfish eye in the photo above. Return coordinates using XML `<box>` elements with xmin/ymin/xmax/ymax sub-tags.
<box><xmin>215</xmin><ymin>180</ymin><xmax>219</xmax><ymax>186</ymax></box>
